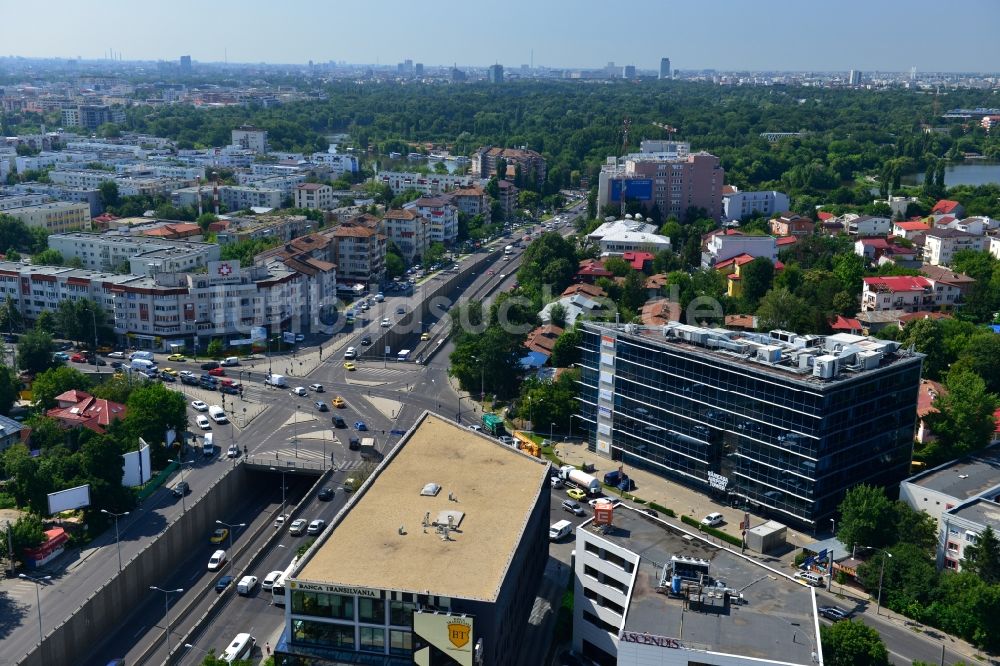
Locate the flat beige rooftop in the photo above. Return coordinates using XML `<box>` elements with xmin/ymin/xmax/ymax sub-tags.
<box><xmin>297</xmin><ymin>413</ymin><xmax>548</xmax><ymax>601</ymax></box>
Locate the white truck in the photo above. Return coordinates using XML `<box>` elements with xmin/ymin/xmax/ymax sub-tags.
<box><xmin>360</xmin><ymin>437</ymin><xmax>378</xmax><ymax>459</ymax></box>
<box><xmin>265</xmin><ymin>374</ymin><xmax>288</xmax><ymax>388</ymax></box>
<box><xmin>559</xmin><ymin>465</ymin><xmax>602</xmax><ymax>495</ymax></box>
<box><xmin>202</xmin><ymin>433</ymin><xmax>216</xmax><ymax>457</ymax></box>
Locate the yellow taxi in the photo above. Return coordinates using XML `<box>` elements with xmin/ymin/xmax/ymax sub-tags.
<box><xmin>332</xmin><ymin>396</ymin><xmax>346</xmax><ymax>408</ymax></box>
<box><xmin>566</xmin><ymin>488</ymin><xmax>587</xmax><ymax>501</ymax></box>
<box><xmin>210</xmin><ymin>527</ymin><xmax>229</xmax><ymax>544</ymax></box>
<box><xmin>167</xmin><ymin>353</ymin><xmax>187</xmax><ymax>362</ymax></box>
<box><xmin>343</xmin><ymin>361</ymin><xmax>357</xmax><ymax>371</ymax></box>
<box><xmin>160</xmin><ymin>367</ymin><xmax>179</xmax><ymax>377</ymax></box>
<box><xmin>420</xmin><ymin>332</ymin><xmax>430</xmax><ymax>341</ymax></box>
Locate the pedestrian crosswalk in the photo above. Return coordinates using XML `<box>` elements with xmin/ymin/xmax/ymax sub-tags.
<box><xmin>254</xmin><ymin>445</ymin><xmax>366</xmax><ymax>471</ymax></box>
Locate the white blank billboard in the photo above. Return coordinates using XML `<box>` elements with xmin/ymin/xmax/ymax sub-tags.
<box><xmin>47</xmin><ymin>484</ymin><xmax>91</xmax><ymax>515</ymax></box>
<box><xmin>122</xmin><ymin>441</ymin><xmax>152</xmax><ymax>487</ymax></box>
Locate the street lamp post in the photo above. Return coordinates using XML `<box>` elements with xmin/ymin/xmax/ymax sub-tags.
<box><xmin>875</xmin><ymin>551</ymin><xmax>893</xmax><ymax>616</ymax></box>
<box><xmin>100</xmin><ymin>509</ymin><xmax>129</xmax><ymax>572</ymax></box>
<box><xmin>215</xmin><ymin>519</ymin><xmax>246</xmax><ymax>574</ymax></box>
<box><xmin>19</xmin><ymin>573</ymin><xmax>50</xmax><ymax>644</ymax></box>
<box><xmin>293</xmin><ymin>405</ymin><xmax>300</xmax><ymax>458</ymax></box>
<box><xmin>269</xmin><ymin>467</ymin><xmax>294</xmax><ymax>516</ymax></box>
<box><xmin>89</xmin><ymin>308</ymin><xmax>101</xmax><ymax>375</ymax></box>
<box><xmin>150</xmin><ymin>586</ymin><xmax>183</xmax><ymax>656</ymax></box>
<box><xmin>828</xmin><ymin>518</ymin><xmax>836</xmax><ymax>591</ymax></box>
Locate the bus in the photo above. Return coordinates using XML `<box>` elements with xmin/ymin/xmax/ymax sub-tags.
<box><xmin>271</xmin><ymin>555</ymin><xmax>300</xmax><ymax>607</ymax></box>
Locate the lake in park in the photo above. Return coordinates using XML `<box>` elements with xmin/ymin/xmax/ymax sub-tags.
<box><xmin>901</xmin><ymin>161</ymin><xmax>1000</xmax><ymax>187</ymax></box>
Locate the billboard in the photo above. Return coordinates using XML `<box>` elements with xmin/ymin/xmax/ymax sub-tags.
<box><xmin>122</xmin><ymin>441</ymin><xmax>152</xmax><ymax>487</ymax></box>
<box><xmin>231</xmin><ymin>326</ymin><xmax>268</xmax><ymax>346</ymax></box>
<box><xmin>413</xmin><ymin>611</ymin><xmax>475</xmax><ymax>666</ymax></box>
<box><xmin>47</xmin><ymin>484</ymin><xmax>91</xmax><ymax>515</ymax></box>
<box><xmin>282</xmin><ymin>331</ymin><xmax>297</xmax><ymax>344</ymax></box>
<box><xmin>609</xmin><ymin>178</ymin><xmax>653</xmax><ymax>202</ymax></box>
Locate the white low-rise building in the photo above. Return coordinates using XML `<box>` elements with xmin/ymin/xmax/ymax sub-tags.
<box><xmin>721</xmin><ymin>188</ymin><xmax>789</xmax><ymax>221</ymax></box>
<box><xmin>47</xmin><ymin>232</ymin><xmax>220</xmax><ymax>274</ymax></box>
<box><xmin>572</xmin><ymin>504</ymin><xmax>819</xmax><ymax>666</ymax></box>
<box><xmin>4</xmin><ymin>201</ymin><xmax>91</xmax><ymax>233</ymax></box>
<box><xmin>923</xmin><ymin>228</ymin><xmax>986</xmax><ymax>266</ymax></box>
<box><xmin>587</xmin><ymin>218</ymin><xmax>671</xmax><ymax>256</ymax></box>
<box><xmin>701</xmin><ymin>232</ymin><xmax>777</xmax><ymax>267</ymax></box>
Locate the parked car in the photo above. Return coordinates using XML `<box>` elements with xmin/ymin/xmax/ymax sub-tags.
<box><xmin>262</xmin><ymin>570</ymin><xmax>282</xmax><ymax>591</ymax></box>
<box><xmin>818</xmin><ymin>606</ymin><xmax>852</xmax><ymax>621</ymax></box>
<box><xmin>109</xmin><ymin>351</ymin><xmax>127</xmax><ymax>359</ymax></box>
<box><xmin>71</xmin><ymin>353</ymin><xmax>86</xmax><ymax>363</ymax></box>
<box><xmin>53</xmin><ymin>351</ymin><xmax>70</xmax><ymax>361</ymax></box>
<box><xmin>307</xmin><ymin>519</ymin><xmax>326</xmax><ymax>535</ymax></box>
<box><xmin>701</xmin><ymin>512</ymin><xmax>725</xmax><ymax>527</ymax></box>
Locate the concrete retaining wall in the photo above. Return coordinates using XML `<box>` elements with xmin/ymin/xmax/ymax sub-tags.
<box><xmin>18</xmin><ymin>465</ymin><xmax>247</xmax><ymax>666</ymax></box>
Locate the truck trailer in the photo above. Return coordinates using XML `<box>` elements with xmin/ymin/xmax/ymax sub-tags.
<box><xmin>559</xmin><ymin>465</ymin><xmax>601</xmax><ymax>495</ymax></box>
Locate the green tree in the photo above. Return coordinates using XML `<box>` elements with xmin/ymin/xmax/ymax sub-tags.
<box><xmin>549</xmin><ymin>303</ymin><xmax>568</xmax><ymax>328</ymax></box>
<box><xmin>206</xmin><ymin>339</ymin><xmax>224</xmax><ymax>358</ymax></box>
<box><xmin>833</xmin><ymin>252</ymin><xmax>865</xmax><ymax>294</ymax></box>
<box><xmin>963</xmin><ymin>525</ymin><xmax>1000</xmax><ymax>585</ymax></box>
<box><xmin>950</xmin><ymin>332</ymin><xmax>1000</xmax><ymax>394</ymax></box>
<box><xmin>820</xmin><ymin>617</ymin><xmax>889</xmax><ymax>666</ymax></box>
<box><xmin>924</xmin><ymin>370</ymin><xmax>998</xmax><ymax>461</ymax></box>
<box><xmin>385</xmin><ymin>253</ymin><xmax>405</xmax><ymax>279</ymax></box>
<box><xmin>125</xmin><ymin>382</ymin><xmax>189</xmax><ymax>467</ymax></box>
<box><xmin>755</xmin><ymin>288</ymin><xmax>818</xmax><ymax>332</ymax></box>
<box><xmin>892</xmin><ymin>501</ymin><xmax>937</xmax><ymax>555</ymax></box>
<box><xmin>98</xmin><ymin>181</ymin><xmax>120</xmax><ymax>208</ymax></box>
<box><xmin>30</xmin><ymin>249</ymin><xmax>63</xmax><ymax>266</ymax></box>
<box><xmin>5</xmin><ymin>514</ymin><xmax>45</xmax><ymax>562</ymax></box>
<box><xmin>17</xmin><ymin>328</ymin><xmax>57</xmax><ymax>375</ymax></box>
<box><xmin>0</xmin><ymin>294</ymin><xmax>24</xmax><ymax>333</ymax></box>
<box><xmin>740</xmin><ymin>257</ymin><xmax>775</xmax><ymax>307</ymax></box>
<box><xmin>0</xmin><ymin>365</ymin><xmax>18</xmax><ymax>416</ymax></box>
<box><xmin>55</xmin><ymin>298</ymin><xmax>114</xmax><ymax>347</ymax></box>
<box><xmin>91</xmin><ymin>373</ymin><xmax>134</xmax><ymax>404</ymax></box>
<box><xmin>550</xmin><ymin>327</ymin><xmax>582</xmax><ymax>367</ymax></box>
<box><xmin>31</xmin><ymin>366</ymin><xmax>92</xmax><ymax>410</ymax></box>
<box><xmin>517</xmin><ymin>370</ymin><xmax>580</xmax><ymax>435</ymax></box>
<box><xmin>857</xmin><ymin>543</ymin><xmax>937</xmax><ymax>615</ymax></box>
<box><xmin>837</xmin><ymin>484</ymin><xmax>897</xmax><ymax>552</ymax></box>
<box><xmin>424</xmin><ymin>242</ymin><xmax>446</xmax><ymax>267</ymax></box>
<box><xmin>24</xmin><ymin>414</ymin><xmax>67</xmax><ymax>451</ymax></box>
<box><xmin>899</xmin><ymin>318</ymin><xmax>947</xmax><ymax>379</ymax></box>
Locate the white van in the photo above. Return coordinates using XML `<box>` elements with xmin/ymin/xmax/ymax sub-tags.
<box><xmin>264</xmin><ymin>374</ymin><xmax>288</xmax><ymax>388</ymax></box>
<box><xmin>208</xmin><ymin>405</ymin><xmax>228</xmax><ymax>424</ymax></box>
<box><xmin>130</xmin><ymin>351</ymin><xmax>154</xmax><ymax>361</ymax></box>
<box><xmin>794</xmin><ymin>571</ymin><xmax>825</xmax><ymax>587</ymax></box>
<box><xmin>549</xmin><ymin>520</ymin><xmax>573</xmax><ymax>541</ymax></box>
<box><xmin>221</xmin><ymin>632</ymin><xmax>255</xmax><ymax>663</ymax></box>
<box><xmin>221</xmin><ymin>356</ymin><xmax>240</xmax><ymax>367</ymax></box>
<box><xmin>130</xmin><ymin>358</ymin><xmax>157</xmax><ymax>373</ymax></box>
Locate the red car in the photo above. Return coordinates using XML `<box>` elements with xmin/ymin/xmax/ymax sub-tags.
<box><xmin>70</xmin><ymin>353</ymin><xmax>87</xmax><ymax>363</ymax></box>
<box><xmin>208</xmin><ymin>367</ymin><xmax>226</xmax><ymax>377</ymax></box>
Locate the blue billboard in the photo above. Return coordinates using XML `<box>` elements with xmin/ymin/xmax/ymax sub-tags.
<box><xmin>610</xmin><ymin>178</ymin><xmax>653</xmax><ymax>202</ymax></box>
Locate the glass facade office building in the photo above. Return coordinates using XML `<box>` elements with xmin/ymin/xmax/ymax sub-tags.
<box><xmin>576</xmin><ymin>322</ymin><xmax>923</xmax><ymax>528</ymax></box>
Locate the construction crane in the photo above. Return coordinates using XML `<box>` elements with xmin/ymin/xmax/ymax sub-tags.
<box><xmin>653</xmin><ymin>121</ymin><xmax>678</xmax><ymax>136</ymax></box>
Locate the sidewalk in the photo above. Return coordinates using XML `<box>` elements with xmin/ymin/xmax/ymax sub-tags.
<box><xmin>552</xmin><ymin>440</ymin><xmax>816</xmax><ymax>557</ymax></box>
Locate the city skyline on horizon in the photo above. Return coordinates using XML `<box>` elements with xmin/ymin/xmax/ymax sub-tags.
<box><xmin>4</xmin><ymin>0</ymin><xmax>999</xmax><ymax>74</ymax></box>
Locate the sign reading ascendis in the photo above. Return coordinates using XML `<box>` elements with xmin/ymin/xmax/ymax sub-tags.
<box><xmin>620</xmin><ymin>632</ymin><xmax>682</xmax><ymax>649</ymax></box>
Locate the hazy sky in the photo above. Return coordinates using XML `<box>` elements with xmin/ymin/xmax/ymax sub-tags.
<box><xmin>7</xmin><ymin>0</ymin><xmax>999</xmax><ymax>73</ymax></box>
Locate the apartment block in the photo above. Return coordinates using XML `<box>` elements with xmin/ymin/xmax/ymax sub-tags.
<box><xmin>446</xmin><ymin>185</ymin><xmax>491</xmax><ymax>224</ymax></box>
<box><xmin>768</xmin><ymin>213</ymin><xmax>814</xmax><ymax>237</ymax></box>
<box><xmin>575</xmin><ymin>322</ymin><xmax>923</xmax><ymax>527</ymax></box>
<box><xmin>218</xmin><ymin>185</ymin><xmax>284</xmax><ymax>211</ymax></box>
<box><xmin>231</xmin><ymin>125</ymin><xmax>268</xmax><ymax>153</ymax></box>
<box><xmin>4</xmin><ymin>201</ymin><xmax>91</xmax><ymax>232</ymax></box>
<box><xmin>701</xmin><ymin>233</ymin><xmax>777</xmax><ymax>268</ymax></box>
<box><xmin>598</xmin><ymin>148</ymin><xmax>724</xmax><ymax>221</ymax></box>
<box><xmin>923</xmin><ymin>228</ymin><xmax>986</xmax><ymax>266</ymax></box>
<box><xmin>373</xmin><ymin>170</ymin><xmax>481</xmax><ymax>196</ymax></box>
<box><xmin>381</xmin><ymin>208</ymin><xmax>428</xmax><ymax>264</ymax></box>
<box><xmin>326</xmin><ymin>223</ymin><xmax>386</xmax><ymax>286</ymax></box>
<box><xmin>723</xmin><ymin>188</ymin><xmax>790</xmax><ymax>221</ymax></box>
<box><xmin>471</xmin><ymin>146</ymin><xmax>546</xmax><ymax>186</ymax></box>
<box><xmin>293</xmin><ymin>183</ymin><xmax>336</xmax><ymax>210</ymax></box>
<box><xmin>861</xmin><ymin>276</ymin><xmax>963</xmax><ymax>312</ymax></box>
<box><xmin>403</xmin><ymin>196</ymin><xmax>458</xmax><ymax>244</ymax></box>
<box><xmin>47</xmin><ymin>232</ymin><xmax>220</xmax><ymax>274</ymax></box>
